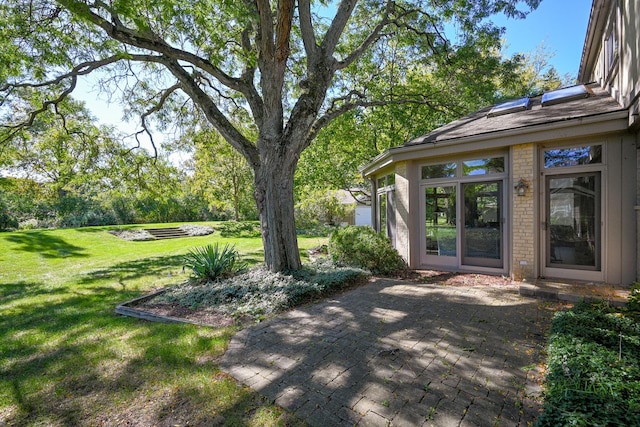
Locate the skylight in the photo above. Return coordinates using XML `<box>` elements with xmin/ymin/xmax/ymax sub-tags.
<box><xmin>541</xmin><ymin>85</ymin><xmax>590</xmax><ymax>106</ymax></box>
<box><xmin>487</xmin><ymin>97</ymin><xmax>530</xmax><ymax>117</ymax></box>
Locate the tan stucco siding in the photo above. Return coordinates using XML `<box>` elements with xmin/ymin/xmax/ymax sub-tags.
<box><xmin>394</xmin><ymin>162</ymin><xmax>411</xmax><ymax>264</ymax></box>
<box><xmin>511</xmin><ymin>143</ymin><xmax>536</xmax><ymax>281</ymax></box>
<box><xmin>620</xmin><ymin>0</ymin><xmax>640</xmax><ymax>110</ymax></box>
<box><xmin>602</xmin><ymin>135</ymin><xmax>637</xmax><ymax>284</ymax></box>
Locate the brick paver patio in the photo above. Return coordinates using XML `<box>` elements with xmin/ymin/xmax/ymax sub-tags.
<box><xmin>220</xmin><ymin>276</ymin><xmax>556</xmax><ymax>426</ymax></box>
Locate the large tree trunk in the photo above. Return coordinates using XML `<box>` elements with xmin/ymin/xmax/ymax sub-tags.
<box><xmin>254</xmin><ymin>156</ymin><xmax>301</xmax><ymax>271</ymax></box>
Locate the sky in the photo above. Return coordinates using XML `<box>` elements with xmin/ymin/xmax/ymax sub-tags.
<box><xmin>76</xmin><ymin>0</ymin><xmax>594</xmax><ymax>140</ymax></box>
<box><xmin>493</xmin><ymin>0</ymin><xmax>592</xmax><ymax>78</ymax></box>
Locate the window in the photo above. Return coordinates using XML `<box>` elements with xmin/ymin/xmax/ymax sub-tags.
<box><xmin>378</xmin><ymin>193</ymin><xmax>387</xmax><ymax>236</ymax></box>
<box><xmin>422</xmin><ymin>157</ymin><xmax>506</xmax><ymax>180</ymax></box>
<box><xmin>463</xmin><ymin>158</ymin><xmax>505</xmax><ymax>176</ymax></box>
<box><xmin>422</xmin><ymin>163</ymin><xmax>456</xmax><ymax>179</ymax></box>
<box><xmin>604</xmin><ymin>7</ymin><xmax>619</xmax><ymax>78</ymax></box>
<box><xmin>376</xmin><ymin>173</ymin><xmax>396</xmax><ymax>245</ymax></box>
<box><xmin>544</xmin><ymin>145</ymin><xmax>602</xmax><ymax>168</ymax></box>
<box><xmin>377</xmin><ymin>173</ymin><xmax>395</xmax><ymax>188</ymax></box>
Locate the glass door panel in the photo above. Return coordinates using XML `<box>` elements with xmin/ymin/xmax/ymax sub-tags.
<box><xmin>424</xmin><ymin>186</ymin><xmax>457</xmax><ymax>257</ymax></box>
<box><xmin>546</xmin><ymin>173</ymin><xmax>600</xmax><ymax>270</ymax></box>
<box><xmin>462</xmin><ymin>181</ymin><xmax>503</xmax><ymax>268</ymax></box>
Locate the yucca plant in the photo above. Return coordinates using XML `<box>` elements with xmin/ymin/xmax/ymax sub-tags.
<box><xmin>182</xmin><ymin>243</ymin><xmax>248</xmax><ymax>282</ymax></box>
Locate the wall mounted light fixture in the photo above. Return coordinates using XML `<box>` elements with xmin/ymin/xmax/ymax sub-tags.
<box><xmin>514</xmin><ymin>178</ymin><xmax>529</xmax><ymax>196</ymax></box>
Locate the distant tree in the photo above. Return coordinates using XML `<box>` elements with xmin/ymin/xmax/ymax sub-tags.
<box><xmin>499</xmin><ymin>41</ymin><xmax>575</xmax><ymax>99</ymax></box>
<box><xmin>185</xmin><ymin>128</ymin><xmax>256</xmax><ymax>221</ymax></box>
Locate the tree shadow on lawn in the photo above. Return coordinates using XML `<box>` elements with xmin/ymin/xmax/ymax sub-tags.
<box><xmin>0</xmin><ymin>281</ymin><xmax>69</xmax><ymax>305</ymax></box>
<box><xmin>73</xmin><ymin>224</ymin><xmax>140</xmax><ymax>233</ymax></box>
<box><xmin>79</xmin><ymin>254</ymin><xmax>187</xmax><ymax>286</ymax></box>
<box><xmin>79</xmin><ymin>249</ymin><xmax>267</xmax><ymax>287</ymax></box>
<box><xmin>0</xmin><ymin>279</ymin><xmax>291</xmax><ymax>426</ymax></box>
<box><xmin>3</xmin><ymin>231</ymin><xmax>88</xmax><ymax>259</ymax></box>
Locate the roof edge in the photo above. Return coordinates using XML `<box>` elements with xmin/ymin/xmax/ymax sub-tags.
<box><xmin>579</xmin><ymin>0</ymin><xmax>610</xmax><ymax>82</ymax></box>
<box><xmin>361</xmin><ymin>108</ymin><xmax>628</xmax><ymax>177</ymax></box>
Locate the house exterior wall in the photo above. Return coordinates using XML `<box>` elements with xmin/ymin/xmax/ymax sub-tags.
<box><xmin>603</xmin><ymin>134</ymin><xmax>637</xmax><ymax>284</ymax></box>
<box><xmin>363</xmin><ymin>0</ymin><xmax>640</xmax><ymax>284</ymax></box>
<box><xmin>510</xmin><ymin>143</ymin><xmax>537</xmax><ymax>280</ymax></box>
<box><xmin>582</xmin><ymin>0</ymin><xmax>640</xmax><ymax>283</ymax></box>
<box><xmin>584</xmin><ymin>0</ymin><xmax>640</xmax><ymax>125</ymax></box>
<box><xmin>394</xmin><ymin>162</ymin><xmax>411</xmax><ymax>263</ymax></box>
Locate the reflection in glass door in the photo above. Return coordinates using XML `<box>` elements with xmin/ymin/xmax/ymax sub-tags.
<box><xmin>424</xmin><ymin>186</ymin><xmax>457</xmax><ymax>257</ymax></box>
<box><xmin>462</xmin><ymin>182</ymin><xmax>503</xmax><ymax>268</ymax></box>
<box><xmin>546</xmin><ymin>173</ymin><xmax>600</xmax><ymax>270</ymax></box>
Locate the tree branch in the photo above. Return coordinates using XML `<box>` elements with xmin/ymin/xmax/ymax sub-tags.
<box><xmin>58</xmin><ymin>1</ymin><xmax>245</xmax><ymax>92</ymax></box>
<box><xmin>321</xmin><ymin>0</ymin><xmax>358</xmax><ymax>59</ymax></box>
<box><xmin>1</xmin><ymin>55</ymin><xmax>126</xmax><ymax>143</ymax></box>
<box><xmin>159</xmin><ymin>57</ymin><xmax>260</xmax><ymax>168</ymax></box>
<box><xmin>298</xmin><ymin>0</ymin><xmax>318</xmax><ymax>59</ymax></box>
<box><xmin>136</xmin><ymin>83</ymin><xmax>182</xmax><ymax>158</ymax></box>
<box><xmin>309</xmin><ymin>92</ymin><xmax>452</xmax><ymax>143</ymax></box>
<box><xmin>336</xmin><ymin>1</ymin><xmax>394</xmax><ymax>70</ymax></box>
<box><xmin>275</xmin><ymin>0</ymin><xmax>294</xmax><ymax>63</ymax></box>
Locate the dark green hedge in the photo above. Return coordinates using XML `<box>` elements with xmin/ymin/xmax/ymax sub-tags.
<box><xmin>535</xmin><ymin>301</ymin><xmax>640</xmax><ymax>426</ymax></box>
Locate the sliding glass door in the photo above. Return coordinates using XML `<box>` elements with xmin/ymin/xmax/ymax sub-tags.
<box><xmin>422</xmin><ymin>181</ymin><xmax>504</xmax><ymax>269</ymax></box>
<box><xmin>462</xmin><ymin>181</ymin><xmax>503</xmax><ymax>268</ymax></box>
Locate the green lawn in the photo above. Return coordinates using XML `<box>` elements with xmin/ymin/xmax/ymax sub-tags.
<box><xmin>0</xmin><ymin>222</ymin><xmax>325</xmax><ymax>426</ymax></box>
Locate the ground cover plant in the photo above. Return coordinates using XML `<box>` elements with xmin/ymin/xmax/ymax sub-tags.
<box><xmin>154</xmin><ymin>259</ymin><xmax>369</xmax><ymax>321</ymax></box>
<box><xmin>535</xmin><ymin>300</ymin><xmax>640</xmax><ymax>426</ymax></box>
<box><xmin>0</xmin><ymin>222</ymin><xmax>326</xmax><ymax>426</ymax></box>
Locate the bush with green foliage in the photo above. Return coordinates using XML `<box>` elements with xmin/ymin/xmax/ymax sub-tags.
<box><xmin>157</xmin><ymin>259</ymin><xmax>369</xmax><ymax>319</ymax></box>
<box><xmin>0</xmin><ymin>198</ymin><xmax>18</xmax><ymax>231</ymax></box>
<box><xmin>329</xmin><ymin>225</ymin><xmax>407</xmax><ymax>275</ymax></box>
<box><xmin>535</xmin><ymin>301</ymin><xmax>640</xmax><ymax>426</ymax></box>
<box><xmin>182</xmin><ymin>244</ymin><xmax>248</xmax><ymax>282</ymax></box>
<box><xmin>626</xmin><ymin>283</ymin><xmax>640</xmax><ymax>318</ymax></box>
<box><xmin>295</xmin><ymin>189</ymin><xmax>353</xmax><ymax>228</ymax></box>
<box><xmin>216</xmin><ymin>221</ymin><xmax>262</xmax><ymax>238</ymax></box>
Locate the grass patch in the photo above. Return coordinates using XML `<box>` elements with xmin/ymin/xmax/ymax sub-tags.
<box><xmin>535</xmin><ymin>301</ymin><xmax>640</xmax><ymax>426</ymax></box>
<box><xmin>0</xmin><ymin>222</ymin><xmax>324</xmax><ymax>426</ymax></box>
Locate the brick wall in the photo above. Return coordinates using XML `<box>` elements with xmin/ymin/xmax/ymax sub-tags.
<box><xmin>511</xmin><ymin>144</ymin><xmax>536</xmax><ymax>280</ymax></box>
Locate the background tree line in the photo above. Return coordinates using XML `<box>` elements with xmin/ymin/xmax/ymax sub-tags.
<box><xmin>0</xmin><ymin>38</ymin><xmax>567</xmax><ymax>232</ymax></box>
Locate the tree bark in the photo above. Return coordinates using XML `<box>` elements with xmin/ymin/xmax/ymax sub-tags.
<box><xmin>254</xmin><ymin>154</ymin><xmax>301</xmax><ymax>271</ymax></box>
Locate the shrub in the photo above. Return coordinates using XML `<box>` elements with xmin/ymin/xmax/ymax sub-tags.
<box><xmin>18</xmin><ymin>218</ymin><xmax>39</xmax><ymax>230</ymax></box>
<box><xmin>626</xmin><ymin>282</ymin><xmax>640</xmax><ymax>319</ymax></box>
<box><xmin>0</xmin><ymin>201</ymin><xmax>18</xmax><ymax>231</ymax></box>
<box><xmin>296</xmin><ymin>189</ymin><xmax>352</xmax><ymax>227</ymax></box>
<box><xmin>535</xmin><ymin>301</ymin><xmax>640</xmax><ymax>426</ymax></box>
<box><xmin>329</xmin><ymin>225</ymin><xmax>407</xmax><ymax>275</ymax></box>
<box><xmin>217</xmin><ymin>221</ymin><xmax>262</xmax><ymax>238</ymax></box>
<box><xmin>182</xmin><ymin>244</ymin><xmax>248</xmax><ymax>282</ymax></box>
